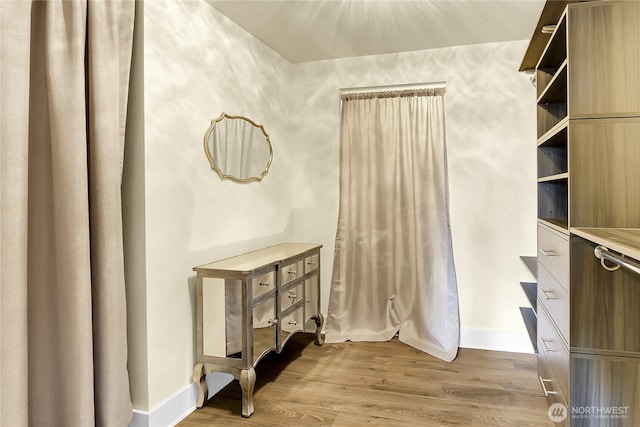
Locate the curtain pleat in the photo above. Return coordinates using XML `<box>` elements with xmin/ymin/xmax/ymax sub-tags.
<box><xmin>87</xmin><ymin>2</ymin><xmax>135</xmax><ymax>425</ymax></box>
<box><xmin>326</xmin><ymin>90</ymin><xmax>460</xmax><ymax>362</ymax></box>
<box><xmin>0</xmin><ymin>1</ymin><xmax>135</xmax><ymax>425</ymax></box>
<box><xmin>0</xmin><ymin>1</ymin><xmax>32</xmax><ymax>424</ymax></box>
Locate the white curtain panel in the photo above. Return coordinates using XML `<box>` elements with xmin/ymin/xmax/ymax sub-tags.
<box><xmin>326</xmin><ymin>88</ymin><xmax>460</xmax><ymax>362</ymax></box>
<box><xmin>1</xmin><ymin>1</ymin><xmax>134</xmax><ymax>425</ymax></box>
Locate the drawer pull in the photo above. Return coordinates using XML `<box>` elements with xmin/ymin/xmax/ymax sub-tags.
<box><xmin>259</xmin><ymin>281</ymin><xmax>270</xmax><ymax>287</ymax></box>
<box><xmin>541</xmin><ymin>289</ymin><xmax>557</xmax><ymax>300</ymax></box>
<box><xmin>307</xmin><ymin>261</ymin><xmax>316</xmax><ymax>266</ymax></box>
<box><xmin>288</xmin><ymin>320</ymin><xmax>297</xmax><ymax>325</ymax></box>
<box><xmin>540</xmin><ymin>338</ymin><xmax>557</xmax><ymax>353</ymax></box>
<box><xmin>539</xmin><ymin>377</ymin><xmax>558</xmax><ymax>397</ymax></box>
<box><xmin>288</xmin><ymin>292</ymin><xmax>297</xmax><ymax>299</ymax></box>
<box><xmin>287</xmin><ymin>270</ymin><xmax>298</xmax><ymax>275</ymax></box>
<box><xmin>267</xmin><ymin>318</ymin><xmax>278</xmax><ymax>325</ymax></box>
<box><xmin>540</xmin><ymin>249</ymin><xmax>557</xmax><ymax>257</ymax></box>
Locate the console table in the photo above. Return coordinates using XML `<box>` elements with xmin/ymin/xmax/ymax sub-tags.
<box><xmin>192</xmin><ymin>243</ymin><xmax>323</xmax><ymax>417</ymax></box>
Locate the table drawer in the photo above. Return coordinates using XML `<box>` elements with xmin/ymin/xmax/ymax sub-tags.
<box><xmin>538</xmin><ymin>305</ymin><xmax>569</xmax><ymax>402</ymax></box>
<box><xmin>252</xmin><ymin>270</ymin><xmax>275</xmax><ymax>300</ymax></box>
<box><xmin>280</xmin><ymin>282</ymin><xmax>304</xmax><ymax>311</ymax></box>
<box><xmin>537</xmin><ymin>265</ymin><xmax>569</xmax><ymax>342</ymax></box>
<box><xmin>538</xmin><ymin>224</ymin><xmax>569</xmax><ymax>291</ymax></box>
<box><xmin>304</xmin><ymin>276</ymin><xmax>319</xmax><ymax>321</ymax></box>
<box><xmin>305</xmin><ymin>253</ymin><xmax>319</xmax><ymax>273</ymax></box>
<box><xmin>281</xmin><ymin>306</ymin><xmax>304</xmax><ymax>334</ymax></box>
<box><xmin>281</xmin><ymin>259</ymin><xmax>304</xmax><ymax>285</ymax></box>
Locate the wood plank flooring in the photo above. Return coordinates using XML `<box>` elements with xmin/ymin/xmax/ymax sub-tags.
<box><xmin>178</xmin><ymin>334</ymin><xmax>553</xmax><ymax>426</ymax></box>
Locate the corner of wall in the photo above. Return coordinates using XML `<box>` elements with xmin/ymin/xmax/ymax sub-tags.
<box><xmin>460</xmin><ymin>327</ymin><xmax>535</xmax><ymax>354</ymax></box>
<box><xmin>124</xmin><ymin>0</ymin><xmax>150</xmax><ymax>413</ymax></box>
<box><xmin>129</xmin><ymin>373</ymin><xmax>233</xmax><ymax>427</ymax></box>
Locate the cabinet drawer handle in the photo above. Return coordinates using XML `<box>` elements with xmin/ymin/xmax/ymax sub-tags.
<box><xmin>541</xmin><ymin>289</ymin><xmax>557</xmax><ymax>300</ymax></box>
<box><xmin>307</xmin><ymin>261</ymin><xmax>316</xmax><ymax>266</ymax></box>
<box><xmin>287</xmin><ymin>270</ymin><xmax>298</xmax><ymax>275</ymax></box>
<box><xmin>288</xmin><ymin>320</ymin><xmax>297</xmax><ymax>325</ymax></box>
<box><xmin>540</xmin><ymin>338</ymin><xmax>557</xmax><ymax>353</ymax></box>
<box><xmin>288</xmin><ymin>292</ymin><xmax>297</xmax><ymax>299</ymax></box>
<box><xmin>259</xmin><ymin>281</ymin><xmax>270</xmax><ymax>286</ymax></box>
<box><xmin>540</xmin><ymin>249</ymin><xmax>557</xmax><ymax>257</ymax></box>
<box><xmin>539</xmin><ymin>377</ymin><xmax>558</xmax><ymax>397</ymax></box>
<box><xmin>267</xmin><ymin>318</ymin><xmax>278</xmax><ymax>325</ymax></box>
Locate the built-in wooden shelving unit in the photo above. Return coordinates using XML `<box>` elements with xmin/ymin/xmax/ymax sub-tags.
<box><xmin>522</xmin><ymin>1</ymin><xmax>640</xmax><ymax>423</ymax></box>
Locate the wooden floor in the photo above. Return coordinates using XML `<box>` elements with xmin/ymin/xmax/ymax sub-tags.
<box><xmin>178</xmin><ymin>334</ymin><xmax>553</xmax><ymax>426</ymax></box>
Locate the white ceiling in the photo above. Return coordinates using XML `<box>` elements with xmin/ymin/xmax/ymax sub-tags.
<box><xmin>206</xmin><ymin>0</ymin><xmax>545</xmax><ymax>63</ymax></box>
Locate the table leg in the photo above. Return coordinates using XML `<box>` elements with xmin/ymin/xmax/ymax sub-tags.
<box><xmin>192</xmin><ymin>363</ymin><xmax>208</xmax><ymax>409</ymax></box>
<box><xmin>239</xmin><ymin>367</ymin><xmax>256</xmax><ymax>417</ymax></box>
<box><xmin>314</xmin><ymin>313</ymin><xmax>324</xmax><ymax>345</ymax></box>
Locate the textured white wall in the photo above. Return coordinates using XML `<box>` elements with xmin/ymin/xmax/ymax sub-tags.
<box><xmin>127</xmin><ymin>0</ymin><xmax>538</xmax><ymax>415</ymax></box>
<box><xmin>288</xmin><ymin>41</ymin><xmax>539</xmax><ymax>335</ymax></box>
<box><xmin>139</xmin><ymin>0</ymin><xmax>296</xmax><ymax>410</ymax></box>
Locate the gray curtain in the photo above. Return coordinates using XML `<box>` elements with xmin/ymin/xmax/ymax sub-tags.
<box><xmin>325</xmin><ymin>88</ymin><xmax>460</xmax><ymax>362</ymax></box>
<box><xmin>1</xmin><ymin>1</ymin><xmax>135</xmax><ymax>425</ymax></box>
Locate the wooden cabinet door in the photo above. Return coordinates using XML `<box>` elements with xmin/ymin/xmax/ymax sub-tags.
<box><xmin>571</xmin><ymin>353</ymin><xmax>640</xmax><ymax>427</ymax></box>
<box><xmin>570</xmin><ymin>236</ymin><xmax>640</xmax><ymax>354</ymax></box>
<box><xmin>568</xmin><ymin>1</ymin><xmax>640</xmax><ymax>119</ymax></box>
<box><xmin>569</xmin><ymin>119</ymin><xmax>640</xmax><ymax>229</ymax></box>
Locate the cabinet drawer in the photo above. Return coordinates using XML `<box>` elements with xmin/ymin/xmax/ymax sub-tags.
<box><xmin>538</xmin><ymin>346</ymin><xmax>567</xmax><ymax>408</ymax></box>
<box><xmin>538</xmin><ymin>224</ymin><xmax>569</xmax><ymax>291</ymax></box>
<box><xmin>252</xmin><ymin>270</ymin><xmax>275</xmax><ymax>300</ymax></box>
<box><xmin>281</xmin><ymin>260</ymin><xmax>304</xmax><ymax>285</ymax></box>
<box><xmin>538</xmin><ymin>306</ymin><xmax>569</xmax><ymax>402</ymax></box>
<box><xmin>305</xmin><ymin>253</ymin><xmax>319</xmax><ymax>272</ymax></box>
<box><xmin>281</xmin><ymin>306</ymin><xmax>304</xmax><ymax>334</ymax></box>
<box><xmin>537</xmin><ymin>265</ymin><xmax>569</xmax><ymax>342</ymax></box>
<box><xmin>304</xmin><ymin>276</ymin><xmax>319</xmax><ymax>321</ymax></box>
<box><xmin>280</xmin><ymin>282</ymin><xmax>304</xmax><ymax>311</ymax></box>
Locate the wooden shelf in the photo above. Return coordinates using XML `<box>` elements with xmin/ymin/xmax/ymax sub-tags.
<box><xmin>536</xmin><ymin>16</ymin><xmax>568</xmax><ymax>139</ymax></box>
<box><xmin>538</xmin><ymin>123</ymin><xmax>567</xmax><ymax>178</ymax></box>
<box><xmin>537</xmin><ymin>12</ymin><xmax>567</xmax><ymax>70</ymax></box>
<box><xmin>526</xmin><ymin>1</ymin><xmax>640</xmax><ymax>420</ymax></box>
<box><xmin>537</xmin><ymin>104</ymin><xmax>567</xmax><ymax>139</ymax></box>
<box><xmin>520</xmin><ymin>256</ymin><xmax>537</xmax><ymax>278</ymax></box>
<box><xmin>571</xmin><ymin>228</ymin><xmax>640</xmax><ymax>261</ymax></box>
<box><xmin>537</xmin><ymin>116</ymin><xmax>568</xmax><ymax>144</ymax></box>
<box><xmin>519</xmin><ymin>307</ymin><xmax>538</xmax><ymax>353</ymax></box>
<box><xmin>519</xmin><ymin>1</ymin><xmax>576</xmax><ymax>72</ymax></box>
<box><xmin>520</xmin><ymin>282</ymin><xmax>538</xmax><ymax>312</ymax></box>
<box><xmin>537</xmin><ymin>122</ymin><xmax>567</xmax><ymax>148</ymax></box>
<box><xmin>537</xmin><ymin>173</ymin><xmax>568</xmax><ymax>183</ymax></box>
<box><xmin>538</xmin><ymin>177</ymin><xmax>568</xmax><ymax>228</ymax></box>
<box><xmin>538</xmin><ymin>129</ymin><xmax>567</xmax><ymax>179</ymax></box>
<box><xmin>537</xmin><ymin>60</ymin><xmax>567</xmax><ymax>105</ymax></box>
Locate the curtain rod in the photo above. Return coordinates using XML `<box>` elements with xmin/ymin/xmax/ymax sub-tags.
<box><xmin>595</xmin><ymin>245</ymin><xmax>640</xmax><ymax>276</ymax></box>
<box><xmin>339</xmin><ymin>81</ymin><xmax>446</xmax><ymax>95</ymax></box>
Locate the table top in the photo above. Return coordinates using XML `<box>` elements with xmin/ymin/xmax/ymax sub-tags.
<box><xmin>193</xmin><ymin>242</ymin><xmax>322</xmax><ymax>276</ymax></box>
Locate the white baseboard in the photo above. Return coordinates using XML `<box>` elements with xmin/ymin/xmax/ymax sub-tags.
<box><xmin>130</xmin><ymin>373</ymin><xmax>233</xmax><ymax>427</ymax></box>
<box><xmin>130</xmin><ymin>329</ymin><xmax>532</xmax><ymax>426</ymax></box>
<box><xmin>460</xmin><ymin>327</ymin><xmax>535</xmax><ymax>354</ymax></box>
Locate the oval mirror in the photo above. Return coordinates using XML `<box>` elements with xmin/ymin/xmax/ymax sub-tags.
<box><xmin>204</xmin><ymin>113</ymin><xmax>273</xmax><ymax>183</ymax></box>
